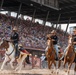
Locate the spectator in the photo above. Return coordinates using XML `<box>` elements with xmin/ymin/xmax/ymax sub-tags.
<box><xmin>40</xmin><ymin>53</ymin><xmax>46</xmax><ymax>68</ymax></box>
<box><xmin>29</xmin><ymin>54</ymin><xmax>32</xmax><ymax>64</ymax></box>
<box><xmin>0</xmin><ymin>13</ymin><xmax>69</xmax><ymax>51</ymax></box>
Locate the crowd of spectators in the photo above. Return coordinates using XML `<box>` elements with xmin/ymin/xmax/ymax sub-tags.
<box><xmin>0</xmin><ymin>13</ymin><xmax>69</xmax><ymax>50</ymax></box>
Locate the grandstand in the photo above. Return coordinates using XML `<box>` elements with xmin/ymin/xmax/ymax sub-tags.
<box><xmin>0</xmin><ymin>0</ymin><xmax>76</xmax><ymax>56</ymax></box>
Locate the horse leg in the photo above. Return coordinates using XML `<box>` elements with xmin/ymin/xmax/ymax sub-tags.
<box><xmin>49</xmin><ymin>61</ymin><xmax>53</xmax><ymax>69</ymax></box>
<box><xmin>63</xmin><ymin>58</ymin><xmax>67</xmax><ymax>68</ymax></box>
<box><xmin>67</xmin><ymin>62</ymin><xmax>72</xmax><ymax>75</ymax></box>
<box><xmin>10</xmin><ymin>58</ymin><xmax>15</xmax><ymax>69</ymax></box>
<box><xmin>47</xmin><ymin>59</ymin><xmax>51</xmax><ymax>69</ymax></box>
<box><xmin>0</xmin><ymin>56</ymin><xmax>9</xmax><ymax>70</ymax></box>
<box><xmin>53</xmin><ymin>60</ymin><xmax>59</xmax><ymax>75</ymax></box>
<box><xmin>15</xmin><ymin>54</ymin><xmax>27</xmax><ymax>71</ymax></box>
<box><xmin>53</xmin><ymin>61</ymin><xmax>56</xmax><ymax>69</ymax></box>
<box><xmin>74</xmin><ymin>63</ymin><xmax>76</xmax><ymax>75</ymax></box>
<box><xmin>58</xmin><ymin>60</ymin><xmax>61</xmax><ymax>68</ymax></box>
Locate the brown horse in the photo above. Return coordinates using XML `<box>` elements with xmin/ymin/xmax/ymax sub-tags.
<box><xmin>63</xmin><ymin>44</ymin><xmax>75</xmax><ymax>74</ymax></box>
<box><xmin>58</xmin><ymin>51</ymin><xmax>63</xmax><ymax>68</ymax></box>
<box><xmin>46</xmin><ymin>38</ymin><xmax>56</xmax><ymax>69</ymax></box>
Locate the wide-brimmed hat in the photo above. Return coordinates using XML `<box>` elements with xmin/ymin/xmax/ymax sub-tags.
<box><xmin>47</xmin><ymin>34</ymin><xmax>50</xmax><ymax>37</ymax></box>
<box><xmin>13</xmin><ymin>27</ymin><xmax>17</xmax><ymax>31</ymax></box>
<box><xmin>18</xmin><ymin>44</ymin><xmax>22</xmax><ymax>47</ymax></box>
<box><xmin>73</xmin><ymin>28</ymin><xmax>76</xmax><ymax>32</ymax></box>
<box><xmin>51</xmin><ymin>30</ymin><xmax>56</xmax><ymax>34</ymax></box>
<box><xmin>35</xmin><ymin>55</ymin><xmax>37</xmax><ymax>57</ymax></box>
<box><xmin>42</xmin><ymin>53</ymin><xmax>45</xmax><ymax>56</ymax></box>
<box><xmin>29</xmin><ymin>54</ymin><xmax>32</xmax><ymax>56</ymax></box>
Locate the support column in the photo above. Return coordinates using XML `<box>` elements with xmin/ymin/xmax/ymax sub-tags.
<box><xmin>58</xmin><ymin>24</ymin><xmax>61</xmax><ymax>29</ymax></box>
<box><xmin>65</xmin><ymin>17</ymin><xmax>71</xmax><ymax>35</ymax></box>
<box><xmin>43</xmin><ymin>11</ymin><xmax>49</xmax><ymax>31</ymax></box>
<box><xmin>32</xmin><ymin>9</ymin><xmax>36</xmax><ymax>22</ymax></box>
<box><xmin>8</xmin><ymin>11</ymin><xmax>11</xmax><ymax>16</ymax></box>
<box><xmin>56</xmin><ymin>14</ymin><xmax>61</xmax><ymax>28</ymax></box>
<box><xmin>43</xmin><ymin>11</ymin><xmax>49</xmax><ymax>26</ymax></box>
<box><xmin>0</xmin><ymin>0</ymin><xmax>4</xmax><ymax>9</ymax></box>
<box><xmin>51</xmin><ymin>23</ymin><xmax>54</xmax><ymax>28</ymax></box>
<box><xmin>31</xmin><ymin>9</ymin><xmax>36</xmax><ymax>27</ymax></box>
<box><xmin>0</xmin><ymin>0</ymin><xmax>4</xmax><ymax>11</ymax></box>
<box><xmin>14</xmin><ymin>3</ymin><xmax>22</xmax><ymax>26</ymax></box>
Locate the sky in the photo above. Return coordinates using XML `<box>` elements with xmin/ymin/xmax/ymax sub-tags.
<box><xmin>0</xmin><ymin>11</ymin><xmax>76</xmax><ymax>33</ymax></box>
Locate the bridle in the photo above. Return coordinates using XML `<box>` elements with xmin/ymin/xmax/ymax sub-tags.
<box><xmin>6</xmin><ymin>48</ymin><xmax>14</xmax><ymax>57</ymax></box>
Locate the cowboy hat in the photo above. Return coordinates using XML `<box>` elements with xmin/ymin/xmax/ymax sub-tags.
<box><xmin>42</xmin><ymin>53</ymin><xmax>45</xmax><ymax>56</ymax></box>
<box><xmin>35</xmin><ymin>55</ymin><xmax>37</xmax><ymax>57</ymax></box>
<box><xmin>18</xmin><ymin>44</ymin><xmax>22</xmax><ymax>47</ymax></box>
<box><xmin>29</xmin><ymin>54</ymin><xmax>32</xmax><ymax>56</ymax></box>
<box><xmin>51</xmin><ymin>30</ymin><xmax>56</xmax><ymax>34</ymax></box>
<box><xmin>47</xmin><ymin>34</ymin><xmax>50</xmax><ymax>37</ymax></box>
<box><xmin>73</xmin><ymin>28</ymin><xmax>76</xmax><ymax>32</ymax></box>
<box><xmin>13</xmin><ymin>27</ymin><xmax>17</xmax><ymax>31</ymax></box>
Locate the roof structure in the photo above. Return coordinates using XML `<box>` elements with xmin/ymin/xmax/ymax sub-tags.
<box><xmin>0</xmin><ymin>0</ymin><xmax>76</xmax><ymax>24</ymax></box>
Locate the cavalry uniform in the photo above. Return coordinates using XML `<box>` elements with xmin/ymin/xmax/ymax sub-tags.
<box><xmin>11</xmin><ymin>27</ymin><xmax>19</xmax><ymax>59</ymax></box>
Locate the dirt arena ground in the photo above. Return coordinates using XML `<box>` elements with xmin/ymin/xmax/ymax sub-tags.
<box><xmin>0</xmin><ymin>62</ymin><xmax>75</xmax><ymax>75</ymax></box>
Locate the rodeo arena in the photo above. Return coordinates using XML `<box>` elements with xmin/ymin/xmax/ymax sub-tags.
<box><xmin>1</xmin><ymin>0</ymin><xmax>76</xmax><ymax>75</ymax></box>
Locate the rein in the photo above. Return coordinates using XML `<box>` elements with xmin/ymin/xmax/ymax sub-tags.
<box><xmin>6</xmin><ymin>48</ymin><xmax>14</xmax><ymax>56</ymax></box>
<box><xmin>6</xmin><ymin>49</ymin><xmax>14</xmax><ymax>56</ymax></box>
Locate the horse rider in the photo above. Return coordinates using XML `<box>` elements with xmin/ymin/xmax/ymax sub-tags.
<box><xmin>45</xmin><ymin>30</ymin><xmax>59</xmax><ymax>60</ymax></box>
<box><xmin>11</xmin><ymin>27</ymin><xmax>19</xmax><ymax>59</ymax></box>
<box><xmin>60</xmin><ymin>28</ymin><xmax>76</xmax><ymax>60</ymax></box>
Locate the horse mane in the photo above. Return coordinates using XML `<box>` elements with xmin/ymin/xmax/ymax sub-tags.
<box><xmin>47</xmin><ymin>39</ymin><xmax>55</xmax><ymax>53</ymax></box>
<box><xmin>4</xmin><ymin>40</ymin><xmax>15</xmax><ymax>49</ymax></box>
<box><xmin>67</xmin><ymin>44</ymin><xmax>74</xmax><ymax>54</ymax></box>
<box><xmin>50</xmin><ymin>39</ymin><xmax>54</xmax><ymax>48</ymax></box>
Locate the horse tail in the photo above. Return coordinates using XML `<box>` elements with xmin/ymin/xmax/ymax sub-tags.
<box><xmin>25</xmin><ymin>55</ymin><xmax>30</xmax><ymax>64</ymax></box>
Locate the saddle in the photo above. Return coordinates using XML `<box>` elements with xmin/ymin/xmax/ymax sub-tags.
<box><xmin>19</xmin><ymin>47</ymin><xmax>29</xmax><ymax>54</ymax></box>
<box><xmin>16</xmin><ymin>47</ymin><xmax>29</xmax><ymax>59</ymax></box>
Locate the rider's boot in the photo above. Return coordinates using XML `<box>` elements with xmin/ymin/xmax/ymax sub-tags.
<box><xmin>15</xmin><ymin>51</ymin><xmax>19</xmax><ymax>59</ymax></box>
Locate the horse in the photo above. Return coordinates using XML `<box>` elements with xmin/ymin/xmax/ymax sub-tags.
<box><xmin>58</xmin><ymin>50</ymin><xmax>63</xmax><ymax>68</ymax></box>
<box><xmin>46</xmin><ymin>38</ymin><xmax>56</xmax><ymax>69</ymax></box>
<box><xmin>62</xmin><ymin>44</ymin><xmax>75</xmax><ymax>74</ymax></box>
<box><xmin>0</xmin><ymin>39</ymin><xmax>29</xmax><ymax>71</ymax></box>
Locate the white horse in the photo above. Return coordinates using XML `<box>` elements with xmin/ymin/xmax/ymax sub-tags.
<box><xmin>0</xmin><ymin>39</ymin><xmax>29</xmax><ymax>71</ymax></box>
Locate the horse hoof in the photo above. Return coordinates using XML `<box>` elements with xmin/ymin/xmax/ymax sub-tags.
<box><xmin>57</xmin><ymin>71</ymin><xmax>59</xmax><ymax>74</ymax></box>
<box><xmin>64</xmin><ymin>69</ymin><xmax>67</xmax><ymax>72</ymax></box>
<box><xmin>51</xmin><ymin>71</ymin><xmax>54</xmax><ymax>73</ymax></box>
